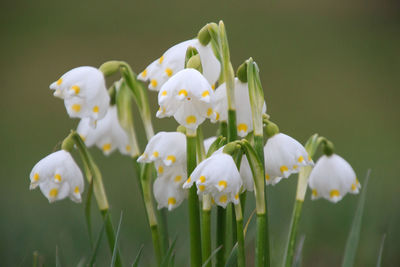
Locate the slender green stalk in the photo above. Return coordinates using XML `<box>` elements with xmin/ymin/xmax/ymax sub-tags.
<box><xmin>216</xmin><ymin>206</ymin><xmax>226</xmax><ymax>267</ymax></box>
<box><xmin>235</xmin><ymin>203</ymin><xmax>246</xmax><ymax>267</ymax></box>
<box><xmin>201</xmin><ymin>195</ymin><xmax>212</xmax><ymax>267</ymax></box>
<box><xmin>225</xmin><ymin>204</ymin><xmax>235</xmax><ymax>257</ymax></box>
<box><xmin>283</xmin><ymin>200</ymin><xmax>303</xmax><ymax>267</ymax></box>
<box><xmin>100</xmin><ymin>210</ymin><xmax>123</xmax><ymax>267</ymax></box>
<box><xmin>186</xmin><ymin>128</ymin><xmax>202</xmax><ymax>267</ymax></box>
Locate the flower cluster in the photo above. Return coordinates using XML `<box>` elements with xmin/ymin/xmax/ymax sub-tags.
<box><xmin>138</xmin><ymin>131</ymin><xmax>187</xmax><ymax>210</ymax></box>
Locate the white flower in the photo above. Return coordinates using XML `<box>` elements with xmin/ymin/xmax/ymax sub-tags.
<box><xmin>183</xmin><ymin>153</ymin><xmax>242</xmax><ymax>208</ymax></box>
<box><xmin>157</xmin><ymin>68</ymin><xmax>217</xmax><ymax>130</ymax></box>
<box><xmin>29</xmin><ymin>150</ymin><xmax>84</xmax><ymax>203</ymax></box>
<box><xmin>138</xmin><ymin>39</ymin><xmax>220</xmax><ymax>91</ymax></box>
<box><xmin>264</xmin><ymin>133</ymin><xmax>313</xmax><ymax>185</ymax></box>
<box><xmin>214</xmin><ymin>78</ymin><xmax>267</xmax><ymax>137</ymax></box>
<box><xmin>308</xmin><ymin>154</ymin><xmax>360</xmax><ymax>203</ymax></box>
<box><xmin>153</xmin><ymin>166</ymin><xmax>188</xmax><ymax>211</ymax></box>
<box><xmin>77</xmin><ymin>106</ymin><xmax>131</xmax><ymax>156</ymax></box>
<box><xmin>137</xmin><ymin>131</ymin><xmax>186</xmax><ymax>166</ymax></box>
<box><xmin>49</xmin><ymin>66</ymin><xmax>110</xmax><ymax>123</ymax></box>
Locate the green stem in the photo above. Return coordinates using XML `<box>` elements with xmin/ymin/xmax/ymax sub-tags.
<box><xmin>158</xmin><ymin>208</ymin><xmax>169</xmax><ymax>256</ymax></box>
<box><xmin>101</xmin><ymin>209</ymin><xmax>123</xmax><ymax>267</ymax></box>
<box><xmin>216</xmin><ymin>206</ymin><xmax>226</xmax><ymax>267</ymax></box>
<box><xmin>201</xmin><ymin>195</ymin><xmax>212</xmax><ymax>267</ymax></box>
<box><xmin>235</xmin><ymin>203</ymin><xmax>246</xmax><ymax>267</ymax></box>
<box><xmin>256</xmin><ymin>214</ymin><xmax>266</xmax><ymax>267</ymax></box>
<box><xmin>283</xmin><ymin>200</ymin><xmax>303</xmax><ymax>267</ymax></box>
<box><xmin>187</xmin><ymin>130</ymin><xmax>202</xmax><ymax>267</ymax></box>
<box><xmin>225</xmin><ymin>204</ymin><xmax>234</xmax><ymax>257</ymax></box>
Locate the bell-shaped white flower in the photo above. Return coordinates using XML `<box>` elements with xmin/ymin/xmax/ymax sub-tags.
<box><xmin>214</xmin><ymin>78</ymin><xmax>267</xmax><ymax>137</ymax></box>
<box><xmin>308</xmin><ymin>154</ymin><xmax>360</xmax><ymax>203</ymax></box>
<box><xmin>264</xmin><ymin>133</ymin><xmax>313</xmax><ymax>185</ymax></box>
<box><xmin>138</xmin><ymin>39</ymin><xmax>220</xmax><ymax>91</ymax></box>
<box><xmin>50</xmin><ymin>66</ymin><xmax>110</xmax><ymax>123</ymax></box>
<box><xmin>29</xmin><ymin>150</ymin><xmax>84</xmax><ymax>203</ymax></box>
<box><xmin>183</xmin><ymin>153</ymin><xmax>242</xmax><ymax>208</ymax></box>
<box><xmin>157</xmin><ymin>68</ymin><xmax>217</xmax><ymax>130</ymax></box>
<box><xmin>138</xmin><ymin>131</ymin><xmax>186</xmax><ymax>166</ymax></box>
<box><xmin>153</xmin><ymin>165</ymin><xmax>188</xmax><ymax>211</ymax></box>
<box><xmin>77</xmin><ymin>106</ymin><xmax>131</xmax><ymax>156</ymax></box>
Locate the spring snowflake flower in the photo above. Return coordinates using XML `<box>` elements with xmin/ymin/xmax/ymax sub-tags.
<box><xmin>77</xmin><ymin>106</ymin><xmax>131</xmax><ymax>156</ymax></box>
<box><xmin>214</xmin><ymin>78</ymin><xmax>267</xmax><ymax>137</ymax></box>
<box><xmin>157</xmin><ymin>68</ymin><xmax>217</xmax><ymax>130</ymax></box>
<box><xmin>308</xmin><ymin>154</ymin><xmax>360</xmax><ymax>203</ymax></box>
<box><xmin>138</xmin><ymin>39</ymin><xmax>220</xmax><ymax>91</ymax></box>
<box><xmin>29</xmin><ymin>150</ymin><xmax>84</xmax><ymax>203</ymax></box>
<box><xmin>49</xmin><ymin>66</ymin><xmax>110</xmax><ymax>124</ymax></box>
<box><xmin>183</xmin><ymin>153</ymin><xmax>242</xmax><ymax>208</ymax></box>
<box><xmin>264</xmin><ymin>133</ymin><xmax>313</xmax><ymax>185</ymax></box>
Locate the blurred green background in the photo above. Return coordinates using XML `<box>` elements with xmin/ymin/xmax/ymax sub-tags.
<box><xmin>1</xmin><ymin>0</ymin><xmax>399</xmax><ymax>266</ymax></box>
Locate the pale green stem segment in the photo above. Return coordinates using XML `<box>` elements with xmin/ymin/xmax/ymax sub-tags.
<box><xmin>65</xmin><ymin>132</ymin><xmax>122</xmax><ymax>267</ymax></box>
<box><xmin>283</xmin><ymin>134</ymin><xmax>326</xmax><ymax>267</ymax></box>
<box><xmin>186</xmin><ymin>128</ymin><xmax>202</xmax><ymax>267</ymax></box>
<box><xmin>235</xmin><ymin>203</ymin><xmax>246</xmax><ymax>267</ymax></box>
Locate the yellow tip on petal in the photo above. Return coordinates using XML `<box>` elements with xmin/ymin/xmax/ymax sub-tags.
<box><xmin>293</xmin><ymin>165</ymin><xmax>298</xmax><ymax>169</ymax></box>
<box><xmin>49</xmin><ymin>188</ymin><xmax>58</xmax><ymax>198</ymax></box>
<box><xmin>159</xmin><ymin>55</ymin><xmax>164</xmax><ymax>64</ymax></box>
<box><xmin>54</xmin><ymin>174</ymin><xmax>62</xmax><ymax>182</ymax></box>
<box><xmin>71</xmin><ymin>104</ymin><xmax>81</xmax><ymax>112</ymax></box>
<box><xmin>152</xmin><ymin>151</ymin><xmax>159</xmax><ymax>158</ymax></box>
<box><xmin>74</xmin><ymin>186</ymin><xmax>80</xmax><ymax>194</ymax></box>
<box><xmin>207</xmin><ymin>108</ymin><xmax>213</xmax><ymax>117</ymax></box>
<box><xmin>211</xmin><ymin>84</ymin><xmax>216</xmax><ymax>90</ymax></box>
<box><xmin>312</xmin><ymin>189</ymin><xmax>318</xmax><ymax>197</ymax></box>
<box><xmin>218</xmin><ymin>180</ymin><xmax>227</xmax><ymax>189</ymax></box>
<box><xmin>219</xmin><ymin>195</ymin><xmax>227</xmax><ymax>203</ymax></box>
<box><xmin>126</xmin><ymin>145</ymin><xmax>131</xmax><ymax>152</ymax></box>
<box><xmin>151</xmin><ymin>79</ymin><xmax>158</xmax><ymax>87</ymax></box>
<box><xmin>198</xmin><ymin>185</ymin><xmax>205</xmax><ymax>192</ymax></box>
<box><xmin>330</xmin><ymin>189</ymin><xmax>340</xmax><ymax>198</ymax></box>
<box><xmin>199</xmin><ymin>176</ymin><xmax>206</xmax><ymax>183</ymax></box>
<box><xmin>202</xmin><ymin>91</ymin><xmax>209</xmax><ymax>97</ymax></box>
<box><xmin>178</xmin><ymin>89</ymin><xmax>188</xmax><ymax>97</ymax></box>
<box><xmin>215</xmin><ymin>112</ymin><xmax>220</xmax><ymax>121</ymax></box>
<box><xmin>56</xmin><ymin>78</ymin><xmax>63</xmax><ymax>85</ymax></box>
<box><xmin>298</xmin><ymin>156</ymin><xmax>304</xmax><ymax>163</ymax></box>
<box><xmin>280</xmin><ymin>165</ymin><xmax>289</xmax><ymax>173</ymax></box>
<box><xmin>187</xmin><ymin>177</ymin><xmax>191</xmax><ymax>183</ymax></box>
<box><xmin>235</xmin><ymin>194</ymin><xmax>239</xmax><ymax>200</ymax></box>
<box><xmin>71</xmin><ymin>85</ymin><xmax>80</xmax><ymax>94</ymax></box>
<box><xmin>158</xmin><ymin>166</ymin><xmax>164</xmax><ymax>174</ymax></box>
<box><xmin>141</xmin><ymin>69</ymin><xmax>147</xmax><ymax>78</ymax></box>
<box><xmin>186</xmin><ymin>115</ymin><xmax>196</xmax><ymax>124</ymax></box>
<box><xmin>308</xmin><ymin>155</ymin><xmax>312</xmax><ymax>161</ymax></box>
<box><xmin>265</xmin><ymin>173</ymin><xmax>270</xmax><ymax>181</ymax></box>
<box><xmin>166</xmin><ymin>155</ymin><xmax>176</xmax><ymax>163</ymax></box>
<box><xmin>102</xmin><ymin>143</ymin><xmax>111</xmax><ymax>152</ymax></box>
<box><xmin>174</xmin><ymin>176</ymin><xmax>182</xmax><ymax>182</ymax></box>
<box><xmin>161</xmin><ymin>90</ymin><xmax>167</xmax><ymax>96</ymax></box>
<box><xmin>237</xmin><ymin>123</ymin><xmax>248</xmax><ymax>133</ymax></box>
<box><xmin>351</xmin><ymin>184</ymin><xmax>357</xmax><ymax>191</ymax></box>
<box><xmin>92</xmin><ymin>105</ymin><xmax>99</xmax><ymax>113</ymax></box>
<box><xmin>33</xmin><ymin>173</ymin><xmax>39</xmax><ymax>181</ymax></box>
<box><xmin>167</xmin><ymin>197</ymin><xmax>176</xmax><ymax>205</ymax></box>
<box><xmin>165</xmin><ymin>68</ymin><xmax>173</xmax><ymax>77</ymax></box>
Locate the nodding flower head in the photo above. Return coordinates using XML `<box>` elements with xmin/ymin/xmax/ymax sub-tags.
<box><xmin>156</xmin><ymin>68</ymin><xmax>217</xmax><ymax>130</ymax></box>
<box><xmin>29</xmin><ymin>150</ymin><xmax>84</xmax><ymax>203</ymax></box>
<box><xmin>138</xmin><ymin>39</ymin><xmax>220</xmax><ymax>91</ymax></box>
<box><xmin>308</xmin><ymin>154</ymin><xmax>360</xmax><ymax>203</ymax></box>
<box><xmin>183</xmin><ymin>153</ymin><xmax>242</xmax><ymax>208</ymax></box>
<box><xmin>137</xmin><ymin>131</ymin><xmax>186</xmax><ymax>166</ymax></box>
<box><xmin>264</xmin><ymin>133</ymin><xmax>313</xmax><ymax>185</ymax></box>
<box><xmin>214</xmin><ymin>78</ymin><xmax>267</xmax><ymax>137</ymax></box>
<box><xmin>49</xmin><ymin>66</ymin><xmax>110</xmax><ymax>124</ymax></box>
<box><xmin>77</xmin><ymin>106</ymin><xmax>132</xmax><ymax>156</ymax></box>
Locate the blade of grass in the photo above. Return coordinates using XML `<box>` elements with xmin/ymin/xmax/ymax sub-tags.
<box><xmin>131</xmin><ymin>245</ymin><xmax>144</xmax><ymax>267</ymax></box>
<box><xmin>85</xmin><ymin>179</ymin><xmax>94</xmax><ymax>247</ymax></box>
<box><xmin>76</xmin><ymin>258</ymin><xmax>86</xmax><ymax>267</ymax></box>
<box><xmin>56</xmin><ymin>246</ymin><xmax>61</xmax><ymax>267</ymax></box>
<box><xmin>202</xmin><ymin>246</ymin><xmax>223</xmax><ymax>267</ymax></box>
<box><xmin>32</xmin><ymin>251</ymin><xmax>39</xmax><ymax>267</ymax></box>
<box><xmin>244</xmin><ymin>209</ymin><xmax>256</xmax><ymax>237</ymax></box>
<box><xmin>293</xmin><ymin>235</ymin><xmax>305</xmax><ymax>267</ymax></box>
<box><xmin>110</xmin><ymin>212</ymin><xmax>124</xmax><ymax>267</ymax></box>
<box><xmin>88</xmin><ymin>220</ymin><xmax>106</xmax><ymax>266</ymax></box>
<box><xmin>341</xmin><ymin>169</ymin><xmax>370</xmax><ymax>267</ymax></box>
<box><xmin>376</xmin><ymin>234</ymin><xmax>386</xmax><ymax>267</ymax></box>
<box><xmin>224</xmin><ymin>243</ymin><xmax>238</xmax><ymax>267</ymax></box>
<box><xmin>161</xmin><ymin>237</ymin><xmax>177</xmax><ymax>267</ymax></box>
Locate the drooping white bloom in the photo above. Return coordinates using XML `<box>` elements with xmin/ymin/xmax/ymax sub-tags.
<box><xmin>214</xmin><ymin>78</ymin><xmax>267</xmax><ymax>137</ymax></box>
<box><xmin>264</xmin><ymin>133</ymin><xmax>313</xmax><ymax>185</ymax></box>
<box><xmin>138</xmin><ymin>39</ymin><xmax>220</xmax><ymax>91</ymax></box>
<box><xmin>77</xmin><ymin>106</ymin><xmax>131</xmax><ymax>156</ymax></box>
<box><xmin>157</xmin><ymin>68</ymin><xmax>217</xmax><ymax>130</ymax></box>
<box><xmin>153</xmin><ymin>165</ymin><xmax>188</xmax><ymax>211</ymax></box>
<box><xmin>183</xmin><ymin>153</ymin><xmax>242</xmax><ymax>208</ymax></box>
<box><xmin>49</xmin><ymin>66</ymin><xmax>110</xmax><ymax>123</ymax></box>
<box><xmin>29</xmin><ymin>150</ymin><xmax>84</xmax><ymax>203</ymax></box>
<box><xmin>138</xmin><ymin>131</ymin><xmax>186</xmax><ymax>166</ymax></box>
<box><xmin>308</xmin><ymin>154</ymin><xmax>360</xmax><ymax>203</ymax></box>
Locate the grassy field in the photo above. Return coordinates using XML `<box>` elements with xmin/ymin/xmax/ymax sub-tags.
<box><xmin>1</xmin><ymin>0</ymin><xmax>399</xmax><ymax>266</ymax></box>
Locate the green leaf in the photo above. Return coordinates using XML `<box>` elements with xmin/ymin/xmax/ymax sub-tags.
<box><xmin>88</xmin><ymin>221</ymin><xmax>106</xmax><ymax>266</ymax></box>
<box><xmin>160</xmin><ymin>236</ymin><xmax>177</xmax><ymax>267</ymax></box>
<box><xmin>341</xmin><ymin>169</ymin><xmax>370</xmax><ymax>267</ymax></box>
<box><xmin>293</xmin><ymin>235</ymin><xmax>305</xmax><ymax>267</ymax></box>
<box><xmin>201</xmin><ymin>245</ymin><xmax>222</xmax><ymax>267</ymax></box>
<box><xmin>76</xmin><ymin>258</ymin><xmax>86</xmax><ymax>267</ymax></box>
<box><xmin>131</xmin><ymin>245</ymin><xmax>144</xmax><ymax>267</ymax></box>
<box><xmin>85</xmin><ymin>179</ymin><xmax>94</xmax><ymax>247</ymax></box>
<box><xmin>376</xmin><ymin>234</ymin><xmax>386</xmax><ymax>267</ymax></box>
<box><xmin>110</xmin><ymin>212</ymin><xmax>124</xmax><ymax>267</ymax></box>
<box><xmin>224</xmin><ymin>243</ymin><xmax>238</xmax><ymax>267</ymax></box>
<box><xmin>244</xmin><ymin>209</ymin><xmax>256</xmax><ymax>237</ymax></box>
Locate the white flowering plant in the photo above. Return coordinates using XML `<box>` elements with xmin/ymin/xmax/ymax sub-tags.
<box><xmin>29</xmin><ymin>21</ymin><xmax>369</xmax><ymax>267</ymax></box>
